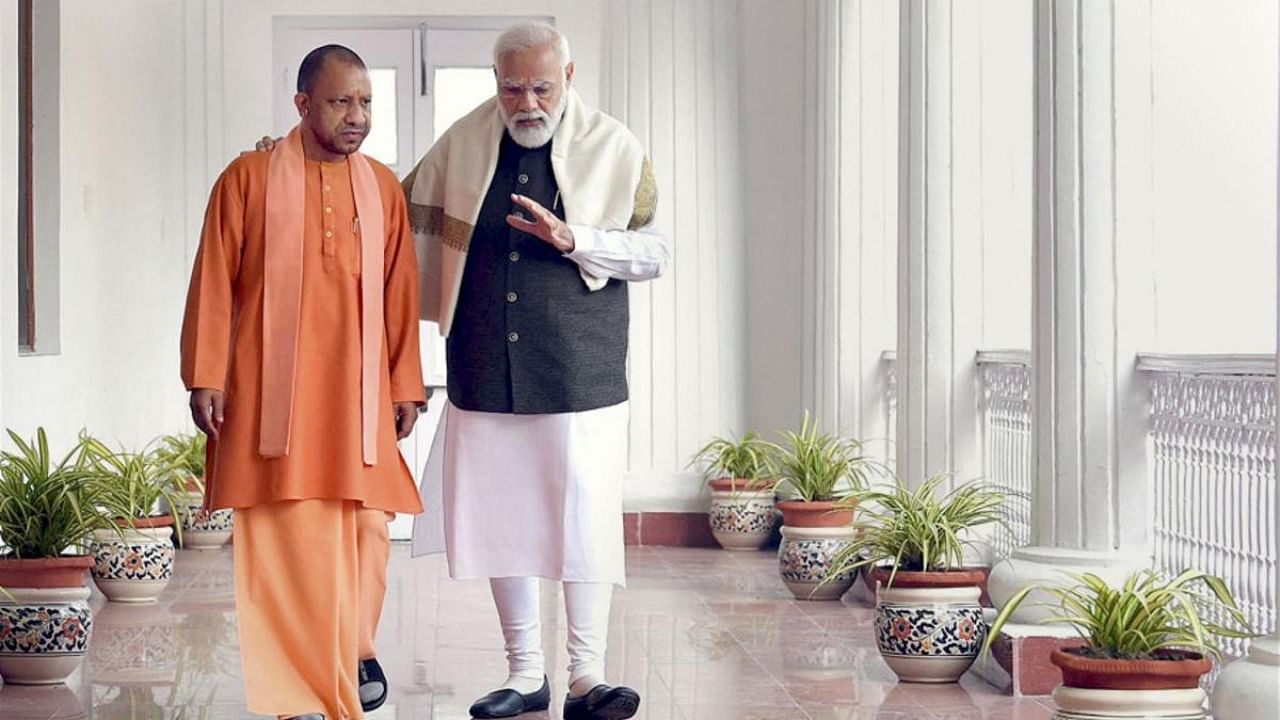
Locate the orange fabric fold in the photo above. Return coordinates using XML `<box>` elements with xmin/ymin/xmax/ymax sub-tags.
<box><xmin>234</xmin><ymin>499</ymin><xmax>362</xmax><ymax>719</ymax></box>
<box><xmin>263</xmin><ymin>127</ymin><xmax>384</xmax><ymax>464</ymax></box>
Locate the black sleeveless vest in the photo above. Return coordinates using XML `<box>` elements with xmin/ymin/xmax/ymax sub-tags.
<box><xmin>445</xmin><ymin>132</ymin><xmax>629</xmax><ymax>414</ymax></box>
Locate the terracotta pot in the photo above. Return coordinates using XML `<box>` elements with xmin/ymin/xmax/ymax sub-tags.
<box><xmin>1050</xmin><ymin>647</ymin><xmax>1211</xmax><ymax>691</ymax></box>
<box><xmin>113</xmin><ymin>515</ymin><xmax>175</xmax><ymax>529</ymax></box>
<box><xmin>868</xmin><ymin>566</ymin><xmax>988</xmax><ymax>590</ymax></box>
<box><xmin>777</xmin><ymin>500</ymin><xmax>855</xmax><ymax>528</ymax></box>
<box><xmin>0</xmin><ymin>556</ymin><xmax>95</xmax><ymax>685</ymax></box>
<box><xmin>709</xmin><ymin>478</ymin><xmax>777</xmax><ymax>493</ymax></box>
<box><xmin>0</xmin><ymin>555</ymin><xmax>93</xmax><ymax>589</ymax></box>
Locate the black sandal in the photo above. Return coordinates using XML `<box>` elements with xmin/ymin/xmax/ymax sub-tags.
<box><xmin>358</xmin><ymin>657</ymin><xmax>388</xmax><ymax>712</ymax></box>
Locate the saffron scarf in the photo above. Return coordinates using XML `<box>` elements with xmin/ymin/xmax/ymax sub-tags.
<box><xmin>261</xmin><ymin>126</ymin><xmax>385</xmax><ymax>465</ymax></box>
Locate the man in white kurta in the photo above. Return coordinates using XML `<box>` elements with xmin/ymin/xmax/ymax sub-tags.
<box><xmin>406</xmin><ymin>21</ymin><xmax>667</xmax><ymax>720</ymax></box>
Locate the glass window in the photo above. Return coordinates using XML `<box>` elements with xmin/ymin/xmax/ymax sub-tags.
<box><xmin>361</xmin><ymin>68</ymin><xmax>398</xmax><ymax>165</ymax></box>
<box><xmin>433</xmin><ymin>67</ymin><xmax>496</xmax><ymax>142</ymax></box>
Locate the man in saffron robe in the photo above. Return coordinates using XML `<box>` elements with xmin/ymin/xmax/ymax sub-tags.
<box><xmin>180</xmin><ymin>45</ymin><xmax>424</xmax><ymax>720</ymax></box>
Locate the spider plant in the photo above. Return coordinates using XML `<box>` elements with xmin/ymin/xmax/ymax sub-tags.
<box><xmin>155</xmin><ymin>432</ymin><xmax>206</xmax><ymax>492</ymax></box>
<box><xmin>824</xmin><ymin>473</ymin><xmax>1007</xmax><ymax>586</ymax></box>
<box><xmin>771</xmin><ymin>413</ymin><xmax>883</xmax><ymax>502</ymax></box>
<box><xmin>0</xmin><ymin>428</ymin><xmax>114</xmax><ymax>559</ymax></box>
<box><xmin>78</xmin><ymin>436</ymin><xmax>184</xmax><ymax>529</ymax></box>
<box><xmin>985</xmin><ymin>568</ymin><xmax>1255</xmax><ymax>662</ymax></box>
<box><xmin>688</xmin><ymin>431</ymin><xmax>776</xmax><ymax>491</ymax></box>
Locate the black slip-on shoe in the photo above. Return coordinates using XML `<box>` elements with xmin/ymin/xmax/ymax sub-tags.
<box><xmin>468</xmin><ymin>676</ymin><xmax>551</xmax><ymax>718</ymax></box>
<box><xmin>562</xmin><ymin>684</ymin><xmax>641</xmax><ymax>720</ymax></box>
<box><xmin>359</xmin><ymin>657</ymin><xmax>389</xmax><ymax>713</ymax></box>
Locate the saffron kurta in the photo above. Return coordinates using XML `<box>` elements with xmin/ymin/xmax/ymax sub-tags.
<box><xmin>181</xmin><ymin>151</ymin><xmax>425</xmax><ymax>514</ymax></box>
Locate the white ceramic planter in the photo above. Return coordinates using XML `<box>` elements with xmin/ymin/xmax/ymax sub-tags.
<box><xmin>90</xmin><ymin>526</ymin><xmax>176</xmax><ymax>603</ymax></box>
<box><xmin>172</xmin><ymin>490</ymin><xmax>233</xmax><ymax>550</ymax></box>
<box><xmin>777</xmin><ymin>525</ymin><xmax>857</xmax><ymax>600</ymax></box>
<box><xmin>874</xmin><ymin>580</ymin><xmax>986</xmax><ymax>683</ymax></box>
<box><xmin>0</xmin><ymin>585</ymin><xmax>94</xmax><ymax>685</ymax></box>
<box><xmin>709</xmin><ymin>488</ymin><xmax>778</xmax><ymax>551</ymax></box>
<box><xmin>1210</xmin><ymin>635</ymin><xmax>1280</xmax><ymax>720</ymax></box>
<box><xmin>1052</xmin><ymin>686</ymin><xmax>1206</xmax><ymax>719</ymax></box>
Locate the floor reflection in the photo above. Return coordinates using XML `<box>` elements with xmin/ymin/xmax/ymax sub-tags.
<box><xmin>0</xmin><ymin>545</ymin><xmax>1059</xmax><ymax>719</ymax></box>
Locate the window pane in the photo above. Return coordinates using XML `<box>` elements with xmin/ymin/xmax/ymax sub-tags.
<box><xmin>362</xmin><ymin>68</ymin><xmax>398</xmax><ymax>165</ymax></box>
<box><xmin>434</xmin><ymin>67</ymin><xmax>495</xmax><ymax>142</ymax></box>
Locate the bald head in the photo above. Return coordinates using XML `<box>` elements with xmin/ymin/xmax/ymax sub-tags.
<box><xmin>297</xmin><ymin>44</ymin><xmax>366</xmax><ymax>95</ymax></box>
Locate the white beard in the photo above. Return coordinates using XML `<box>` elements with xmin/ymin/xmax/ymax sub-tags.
<box><xmin>499</xmin><ymin>92</ymin><xmax>569</xmax><ymax>149</ymax></box>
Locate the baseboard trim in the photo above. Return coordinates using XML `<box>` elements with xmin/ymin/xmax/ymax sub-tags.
<box><xmin>623</xmin><ymin>512</ymin><xmax>718</xmax><ymax>547</ymax></box>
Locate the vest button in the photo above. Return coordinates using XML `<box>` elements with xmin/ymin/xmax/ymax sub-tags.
<box><xmin>509</xmin><ymin>251</ymin><xmax>520</xmax><ymax>262</ymax></box>
<box><xmin>517</xmin><ymin>173</ymin><xmax>529</xmax><ymax>184</ymax></box>
<box><xmin>508</xmin><ymin>332</ymin><xmax>520</xmax><ymax>343</ymax></box>
<box><xmin>506</xmin><ymin>291</ymin><xmax>518</xmax><ymax>303</ymax></box>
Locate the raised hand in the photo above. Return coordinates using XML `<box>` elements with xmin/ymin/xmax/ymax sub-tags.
<box><xmin>507</xmin><ymin>193</ymin><xmax>575</xmax><ymax>253</ymax></box>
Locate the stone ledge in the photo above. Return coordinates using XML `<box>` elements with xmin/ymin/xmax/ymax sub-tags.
<box><xmin>623</xmin><ymin>512</ymin><xmax>719</xmax><ymax>547</ymax></box>
<box><xmin>973</xmin><ymin>621</ymin><xmax>1084</xmax><ymax>696</ymax></box>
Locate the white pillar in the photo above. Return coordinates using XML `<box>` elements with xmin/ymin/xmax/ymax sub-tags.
<box><xmin>895</xmin><ymin>0</ymin><xmax>982</xmax><ymax>491</ymax></box>
<box><xmin>986</xmin><ymin>0</ymin><xmax>1144</xmax><ymax>617</ymax></box>
<box><xmin>799</xmin><ymin>0</ymin><xmax>898</xmax><ymax>447</ymax></box>
<box><xmin>1209</xmin><ymin>6</ymin><xmax>1280</xmax><ymax>711</ymax></box>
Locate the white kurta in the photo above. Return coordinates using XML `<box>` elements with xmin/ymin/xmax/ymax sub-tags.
<box><xmin>411</xmin><ymin>219</ymin><xmax>669</xmax><ymax>587</ymax></box>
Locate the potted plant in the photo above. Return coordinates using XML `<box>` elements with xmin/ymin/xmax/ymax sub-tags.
<box><xmin>688</xmin><ymin>431</ymin><xmax>779</xmax><ymax>551</ymax></box>
<box><xmin>0</xmin><ymin>428</ymin><xmax>109</xmax><ymax>685</ymax></box>
<box><xmin>772</xmin><ymin>413</ymin><xmax>883</xmax><ymax>600</ymax></box>
<box><xmin>156</xmin><ymin>432</ymin><xmax>231</xmax><ymax>551</ymax></box>
<box><xmin>825</xmin><ymin>473</ymin><xmax>1005</xmax><ymax>682</ymax></box>
<box><xmin>987</xmin><ymin>568</ymin><xmax>1255</xmax><ymax>718</ymax></box>
<box><xmin>81</xmin><ymin>437</ymin><xmax>184</xmax><ymax>604</ymax></box>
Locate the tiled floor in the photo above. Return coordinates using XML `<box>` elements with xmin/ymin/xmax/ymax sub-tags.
<box><xmin>0</xmin><ymin>546</ymin><xmax>1057</xmax><ymax>719</ymax></box>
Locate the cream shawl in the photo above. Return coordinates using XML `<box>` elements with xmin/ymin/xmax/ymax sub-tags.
<box><xmin>403</xmin><ymin>89</ymin><xmax>657</xmax><ymax>336</ymax></box>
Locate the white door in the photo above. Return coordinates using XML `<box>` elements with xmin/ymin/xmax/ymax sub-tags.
<box><xmin>275</xmin><ymin>24</ymin><xmax>502</xmax><ymax>540</ymax></box>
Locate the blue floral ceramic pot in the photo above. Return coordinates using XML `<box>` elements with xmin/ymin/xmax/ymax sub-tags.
<box><xmin>90</xmin><ymin>522</ymin><xmax>175</xmax><ymax>604</ymax></box>
<box><xmin>0</xmin><ymin>556</ymin><xmax>94</xmax><ymax>685</ymax></box>
<box><xmin>871</xmin><ymin>567</ymin><xmax>987</xmax><ymax>683</ymax></box>
<box><xmin>708</xmin><ymin>479</ymin><xmax>778</xmax><ymax>551</ymax></box>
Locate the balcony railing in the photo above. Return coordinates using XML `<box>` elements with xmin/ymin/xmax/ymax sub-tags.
<box><xmin>879</xmin><ymin>351</ymin><xmax>1277</xmax><ymax>656</ymax></box>
<box><xmin>978</xmin><ymin>351</ymin><xmax>1034</xmax><ymax>560</ymax></box>
<box><xmin>1139</xmin><ymin>354</ymin><xmax>1278</xmax><ymax>660</ymax></box>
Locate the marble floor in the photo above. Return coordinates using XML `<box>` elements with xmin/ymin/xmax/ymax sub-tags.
<box><xmin>0</xmin><ymin>545</ymin><xmax>1057</xmax><ymax>719</ymax></box>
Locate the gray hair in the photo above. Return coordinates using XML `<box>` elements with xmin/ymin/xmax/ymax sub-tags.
<box><xmin>492</xmin><ymin>21</ymin><xmax>571</xmax><ymax>69</ymax></box>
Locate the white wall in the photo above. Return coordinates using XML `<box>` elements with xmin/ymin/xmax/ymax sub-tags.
<box><xmin>600</xmin><ymin>0</ymin><xmax>748</xmax><ymax>511</ymax></box>
<box><xmin>1</xmin><ymin>1</ymin><xmax>195</xmax><ymax>452</ymax></box>
<box><xmin>1141</xmin><ymin>0</ymin><xmax>1277</xmax><ymax>354</ymax></box>
<box><xmin>0</xmin><ymin>2</ymin><xmax>15</xmax><ymax>430</ymax></box>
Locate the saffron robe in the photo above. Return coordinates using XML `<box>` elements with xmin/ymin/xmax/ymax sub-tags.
<box><xmin>181</xmin><ymin>151</ymin><xmax>425</xmax><ymax>514</ymax></box>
